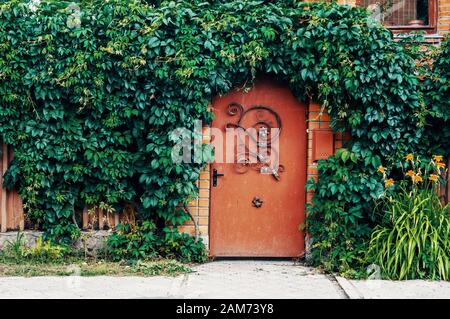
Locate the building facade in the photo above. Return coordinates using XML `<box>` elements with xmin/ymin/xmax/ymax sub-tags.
<box><xmin>0</xmin><ymin>1</ymin><xmax>449</xmax><ymax>257</ymax></box>
<box><xmin>180</xmin><ymin>0</ymin><xmax>450</xmax><ymax>254</ymax></box>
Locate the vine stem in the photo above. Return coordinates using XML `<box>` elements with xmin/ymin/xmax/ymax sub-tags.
<box><xmin>72</xmin><ymin>207</ymin><xmax>80</xmax><ymax>230</ymax></box>
<box><xmin>183</xmin><ymin>204</ymin><xmax>199</xmax><ymax>242</ymax></box>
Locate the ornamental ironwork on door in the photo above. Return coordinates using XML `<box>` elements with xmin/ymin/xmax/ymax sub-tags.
<box><xmin>225</xmin><ymin>102</ymin><xmax>285</xmax><ymax>181</ymax></box>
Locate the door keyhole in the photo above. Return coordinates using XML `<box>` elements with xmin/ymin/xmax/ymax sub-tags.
<box><xmin>252</xmin><ymin>197</ymin><xmax>263</xmax><ymax>208</ymax></box>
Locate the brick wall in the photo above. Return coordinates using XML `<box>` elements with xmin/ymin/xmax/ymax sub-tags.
<box><xmin>337</xmin><ymin>0</ymin><xmax>353</xmax><ymax>4</ymax></box>
<box><xmin>305</xmin><ymin>101</ymin><xmax>349</xmax><ymax>205</ymax></box>
<box><xmin>178</xmin><ymin>126</ymin><xmax>211</xmax><ymax>245</ymax></box>
<box><xmin>439</xmin><ymin>0</ymin><xmax>450</xmax><ymax>34</ymax></box>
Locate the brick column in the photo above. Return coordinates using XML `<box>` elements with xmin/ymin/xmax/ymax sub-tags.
<box><xmin>306</xmin><ymin>101</ymin><xmax>349</xmax><ymax>204</ymax></box>
<box><xmin>179</xmin><ymin>126</ymin><xmax>211</xmax><ymax>247</ymax></box>
<box><xmin>438</xmin><ymin>0</ymin><xmax>450</xmax><ymax>35</ymax></box>
<box><xmin>337</xmin><ymin>0</ymin><xmax>357</xmax><ymax>6</ymax></box>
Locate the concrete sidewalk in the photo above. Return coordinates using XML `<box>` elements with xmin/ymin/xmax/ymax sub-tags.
<box><xmin>0</xmin><ymin>260</ymin><xmax>448</xmax><ymax>299</ymax></box>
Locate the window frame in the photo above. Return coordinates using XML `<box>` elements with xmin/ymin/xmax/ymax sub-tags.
<box><xmin>356</xmin><ymin>0</ymin><xmax>438</xmax><ymax>34</ymax></box>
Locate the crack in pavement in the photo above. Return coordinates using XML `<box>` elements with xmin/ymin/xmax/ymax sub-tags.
<box><xmin>327</xmin><ymin>275</ymin><xmax>351</xmax><ymax>299</ymax></box>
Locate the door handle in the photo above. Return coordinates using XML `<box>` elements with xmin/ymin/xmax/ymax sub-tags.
<box><xmin>212</xmin><ymin>169</ymin><xmax>224</xmax><ymax>187</ymax></box>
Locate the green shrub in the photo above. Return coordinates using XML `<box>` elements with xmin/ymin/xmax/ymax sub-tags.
<box><xmin>425</xmin><ymin>36</ymin><xmax>450</xmax><ymax>157</ymax></box>
<box><xmin>107</xmin><ymin>221</ymin><xmax>159</xmax><ymax>261</ymax></box>
<box><xmin>107</xmin><ymin>221</ymin><xmax>207</xmax><ymax>263</ymax></box>
<box><xmin>368</xmin><ymin>187</ymin><xmax>449</xmax><ymax>280</ymax></box>
<box><xmin>24</xmin><ymin>237</ymin><xmax>67</xmax><ymax>263</ymax></box>
<box><xmin>306</xmin><ymin>148</ymin><xmax>384</xmax><ymax>277</ymax></box>
<box><xmin>159</xmin><ymin>227</ymin><xmax>207</xmax><ymax>263</ymax></box>
<box><xmin>2</xmin><ymin>233</ymin><xmax>67</xmax><ymax>263</ymax></box>
<box><xmin>368</xmin><ymin>155</ymin><xmax>450</xmax><ymax>280</ymax></box>
<box><xmin>2</xmin><ymin>232</ymin><xmax>28</xmax><ymax>261</ymax></box>
<box><xmin>400</xmin><ymin>34</ymin><xmax>450</xmax><ymax>157</ymax></box>
<box><xmin>426</xmin><ymin>35</ymin><xmax>450</xmax><ymax>123</ymax></box>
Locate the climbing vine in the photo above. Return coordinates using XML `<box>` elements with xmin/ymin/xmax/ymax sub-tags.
<box><xmin>0</xmin><ymin>0</ymin><xmax>442</xmax><ymax>266</ymax></box>
<box><xmin>306</xmin><ymin>34</ymin><xmax>450</xmax><ymax>275</ymax></box>
<box><xmin>422</xmin><ymin>35</ymin><xmax>450</xmax><ymax>156</ymax></box>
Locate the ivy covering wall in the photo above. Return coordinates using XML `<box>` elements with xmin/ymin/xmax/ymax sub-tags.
<box><xmin>0</xmin><ymin>0</ymin><xmax>447</xmax><ymax>268</ymax></box>
<box><xmin>422</xmin><ymin>36</ymin><xmax>450</xmax><ymax>156</ymax></box>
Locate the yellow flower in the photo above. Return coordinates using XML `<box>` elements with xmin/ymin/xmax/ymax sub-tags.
<box><xmin>437</xmin><ymin>162</ymin><xmax>446</xmax><ymax>169</ymax></box>
<box><xmin>405</xmin><ymin>154</ymin><xmax>414</xmax><ymax>161</ymax></box>
<box><xmin>377</xmin><ymin>166</ymin><xmax>386</xmax><ymax>174</ymax></box>
<box><xmin>405</xmin><ymin>170</ymin><xmax>415</xmax><ymax>177</ymax></box>
<box><xmin>412</xmin><ymin>174</ymin><xmax>423</xmax><ymax>184</ymax></box>
<box><xmin>433</xmin><ymin>155</ymin><xmax>444</xmax><ymax>163</ymax></box>
<box><xmin>428</xmin><ymin>174</ymin><xmax>439</xmax><ymax>182</ymax></box>
<box><xmin>384</xmin><ymin>178</ymin><xmax>395</xmax><ymax>188</ymax></box>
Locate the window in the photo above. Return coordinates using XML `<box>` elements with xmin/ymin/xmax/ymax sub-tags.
<box><xmin>357</xmin><ymin>0</ymin><xmax>437</xmax><ymax>33</ymax></box>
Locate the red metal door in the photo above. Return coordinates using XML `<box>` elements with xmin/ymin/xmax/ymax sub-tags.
<box><xmin>209</xmin><ymin>77</ymin><xmax>307</xmax><ymax>257</ymax></box>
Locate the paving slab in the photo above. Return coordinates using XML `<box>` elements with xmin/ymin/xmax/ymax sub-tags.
<box><xmin>336</xmin><ymin>276</ymin><xmax>450</xmax><ymax>299</ymax></box>
<box><xmin>0</xmin><ymin>261</ymin><xmax>343</xmax><ymax>299</ymax></box>
<box><xmin>177</xmin><ymin>260</ymin><xmax>345</xmax><ymax>299</ymax></box>
<box><xmin>0</xmin><ymin>261</ymin><xmax>448</xmax><ymax>299</ymax></box>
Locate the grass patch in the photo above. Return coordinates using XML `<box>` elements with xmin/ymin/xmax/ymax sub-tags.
<box><xmin>0</xmin><ymin>232</ymin><xmax>194</xmax><ymax>277</ymax></box>
<box><xmin>0</xmin><ymin>256</ymin><xmax>193</xmax><ymax>277</ymax></box>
